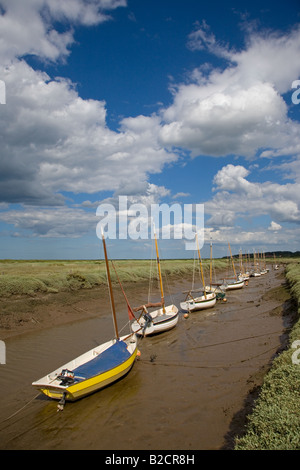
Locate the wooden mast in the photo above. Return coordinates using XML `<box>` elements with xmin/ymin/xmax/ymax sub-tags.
<box><xmin>228</xmin><ymin>242</ymin><xmax>237</xmax><ymax>281</ymax></box>
<box><xmin>209</xmin><ymin>240</ymin><xmax>213</xmax><ymax>290</ymax></box>
<box><xmin>101</xmin><ymin>229</ymin><xmax>119</xmax><ymax>340</ymax></box>
<box><xmin>153</xmin><ymin>225</ymin><xmax>166</xmax><ymax>314</ymax></box>
<box><xmin>196</xmin><ymin>232</ymin><xmax>207</xmax><ymax>298</ymax></box>
<box><xmin>239</xmin><ymin>249</ymin><xmax>244</xmax><ymax>276</ymax></box>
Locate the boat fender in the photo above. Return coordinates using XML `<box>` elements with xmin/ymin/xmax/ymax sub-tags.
<box><xmin>183</xmin><ymin>313</ymin><xmax>189</xmax><ymax>319</ymax></box>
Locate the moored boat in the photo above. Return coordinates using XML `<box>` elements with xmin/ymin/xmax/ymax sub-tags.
<box><xmin>180</xmin><ymin>234</ymin><xmax>217</xmax><ymax>312</ymax></box>
<box><xmin>225</xmin><ymin>278</ymin><xmax>245</xmax><ymax>290</ymax></box>
<box><xmin>32</xmin><ymin>231</ymin><xmax>137</xmax><ymax>407</ymax></box>
<box><xmin>130</xmin><ymin>226</ymin><xmax>178</xmax><ymax>336</ymax></box>
<box><xmin>32</xmin><ymin>335</ymin><xmax>137</xmax><ymax>403</ymax></box>
<box><xmin>180</xmin><ymin>290</ymin><xmax>217</xmax><ymax>312</ymax></box>
<box><xmin>224</xmin><ymin>243</ymin><xmax>245</xmax><ymax>290</ymax></box>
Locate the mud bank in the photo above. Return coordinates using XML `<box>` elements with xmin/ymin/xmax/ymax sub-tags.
<box><xmin>0</xmin><ymin>268</ymin><xmax>295</xmax><ymax>450</ymax></box>
<box><xmin>0</xmin><ymin>278</ymin><xmax>160</xmax><ymax>339</ymax></box>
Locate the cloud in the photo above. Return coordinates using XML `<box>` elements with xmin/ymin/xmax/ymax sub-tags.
<box><xmin>0</xmin><ymin>60</ymin><xmax>178</xmax><ymax>205</ymax></box>
<box><xmin>276</xmin><ymin>156</ymin><xmax>300</xmax><ymax>184</ymax></box>
<box><xmin>0</xmin><ymin>182</ymin><xmax>172</xmax><ymax>238</ymax></box>
<box><xmin>1</xmin><ymin>0</ymin><xmax>171</xmax><ymax>208</ymax></box>
<box><xmin>1</xmin><ymin>4</ymin><xmax>300</xmax><ymax>256</ymax></box>
<box><xmin>205</xmin><ymin>164</ymin><xmax>300</xmax><ymax>227</ymax></box>
<box><xmin>212</xmin><ymin>164</ymin><xmax>251</xmax><ymax>192</ymax></box>
<box><xmin>0</xmin><ymin>0</ymin><xmax>127</xmax><ymax>63</ymax></box>
<box><xmin>159</xmin><ymin>24</ymin><xmax>300</xmax><ymax>159</ymax></box>
<box><xmin>268</xmin><ymin>221</ymin><xmax>282</xmax><ymax>231</ymax></box>
<box><xmin>172</xmin><ymin>192</ymin><xmax>190</xmax><ymax>199</ymax></box>
<box><xmin>187</xmin><ymin>20</ymin><xmax>232</xmax><ymax>59</ymax></box>
<box><xmin>2</xmin><ymin>12</ymin><xmax>300</xmax><ymax>211</ymax></box>
<box><xmin>232</xmin><ymin>25</ymin><xmax>300</xmax><ymax>94</ymax></box>
<box><xmin>0</xmin><ymin>206</ymin><xmax>96</xmax><ymax>237</ymax></box>
<box><xmin>205</xmin><ymin>225</ymin><xmax>295</xmax><ymax>249</ymax></box>
<box><xmin>0</xmin><ymin>0</ymin><xmax>180</xmax><ymax>244</ymax></box>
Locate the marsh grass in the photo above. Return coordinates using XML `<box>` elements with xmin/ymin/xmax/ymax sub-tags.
<box><xmin>235</xmin><ymin>261</ymin><xmax>300</xmax><ymax>450</ymax></box>
<box><xmin>0</xmin><ymin>258</ymin><xmax>229</xmax><ymax>297</ymax></box>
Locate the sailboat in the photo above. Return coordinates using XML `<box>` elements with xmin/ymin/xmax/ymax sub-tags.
<box><xmin>180</xmin><ymin>235</ymin><xmax>217</xmax><ymax>312</ymax></box>
<box><xmin>130</xmin><ymin>227</ymin><xmax>179</xmax><ymax>336</ymax></box>
<box><xmin>205</xmin><ymin>241</ymin><xmax>227</xmax><ymax>300</ymax></box>
<box><xmin>238</xmin><ymin>249</ymin><xmax>249</xmax><ymax>282</ymax></box>
<box><xmin>260</xmin><ymin>251</ymin><xmax>268</xmax><ymax>274</ymax></box>
<box><xmin>32</xmin><ymin>232</ymin><xmax>138</xmax><ymax>406</ymax></box>
<box><xmin>224</xmin><ymin>243</ymin><xmax>244</xmax><ymax>290</ymax></box>
<box><xmin>273</xmin><ymin>253</ymin><xmax>279</xmax><ymax>270</ymax></box>
<box><xmin>250</xmin><ymin>250</ymin><xmax>261</xmax><ymax>277</ymax></box>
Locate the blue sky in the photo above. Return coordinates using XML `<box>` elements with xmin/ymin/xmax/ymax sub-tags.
<box><xmin>0</xmin><ymin>0</ymin><xmax>300</xmax><ymax>259</ymax></box>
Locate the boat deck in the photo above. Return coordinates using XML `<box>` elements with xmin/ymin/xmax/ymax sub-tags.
<box><xmin>72</xmin><ymin>340</ymin><xmax>130</xmax><ymax>382</ymax></box>
<box><xmin>153</xmin><ymin>312</ymin><xmax>178</xmax><ymax>325</ymax></box>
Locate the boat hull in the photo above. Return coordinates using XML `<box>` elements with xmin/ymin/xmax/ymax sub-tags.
<box><xmin>226</xmin><ymin>280</ymin><xmax>244</xmax><ymax>290</ymax></box>
<box><xmin>131</xmin><ymin>304</ymin><xmax>179</xmax><ymax>336</ymax></box>
<box><xmin>180</xmin><ymin>293</ymin><xmax>217</xmax><ymax>312</ymax></box>
<box><xmin>205</xmin><ymin>285</ymin><xmax>227</xmax><ymax>299</ymax></box>
<box><xmin>32</xmin><ymin>335</ymin><xmax>137</xmax><ymax>402</ymax></box>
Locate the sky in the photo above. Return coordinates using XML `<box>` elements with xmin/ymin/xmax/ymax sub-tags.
<box><xmin>1</xmin><ymin>0</ymin><xmax>300</xmax><ymax>259</ymax></box>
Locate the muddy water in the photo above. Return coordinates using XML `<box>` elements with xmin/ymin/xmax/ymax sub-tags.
<box><xmin>0</xmin><ymin>268</ymin><xmax>293</xmax><ymax>450</ymax></box>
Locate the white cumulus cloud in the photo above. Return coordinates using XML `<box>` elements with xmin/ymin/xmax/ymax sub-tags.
<box><xmin>205</xmin><ymin>164</ymin><xmax>300</xmax><ymax>228</ymax></box>
<box><xmin>160</xmin><ymin>24</ymin><xmax>300</xmax><ymax>159</ymax></box>
<box><xmin>0</xmin><ymin>0</ymin><xmax>127</xmax><ymax>63</ymax></box>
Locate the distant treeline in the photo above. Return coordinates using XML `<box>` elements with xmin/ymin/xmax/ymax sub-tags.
<box><xmin>228</xmin><ymin>251</ymin><xmax>300</xmax><ymax>259</ymax></box>
<box><xmin>265</xmin><ymin>251</ymin><xmax>300</xmax><ymax>258</ymax></box>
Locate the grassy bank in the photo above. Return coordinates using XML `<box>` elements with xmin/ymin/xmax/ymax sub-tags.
<box><xmin>234</xmin><ymin>261</ymin><xmax>300</xmax><ymax>450</ymax></box>
<box><xmin>0</xmin><ymin>258</ymin><xmax>229</xmax><ymax>297</ymax></box>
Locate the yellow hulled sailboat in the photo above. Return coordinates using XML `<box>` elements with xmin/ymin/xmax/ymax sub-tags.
<box><xmin>32</xmin><ymin>232</ymin><xmax>138</xmax><ymax>407</ymax></box>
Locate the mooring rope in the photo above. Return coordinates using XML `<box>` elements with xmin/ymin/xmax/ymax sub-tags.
<box><xmin>0</xmin><ymin>393</ymin><xmax>40</xmax><ymax>427</ymax></box>
<box><xmin>139</xmin><ymin>343</ymin><xmax>281</xmax><ymax>370</ymax></box>
<box><xmin>137</xmin><ymin>328</ymin><xmax>284</xmax><ymax>370</ymax></box>
<box><xmin>185</xmin><ymin>329</ymin><xmax>284</xmax><ymax>352</ymax></box>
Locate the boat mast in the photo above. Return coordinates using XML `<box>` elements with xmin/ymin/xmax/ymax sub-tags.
<box><xmin>239</xmin><ymin>249</ymin><xmax>244</xmax><ymax>275</ymax></box>
<box><xmin>101</xmin><ymin>229</ymin><xmax>119</xmax><ymax>340</ymax></box>
<box><xmin>228</xmin><ymin>243</ymin><xmax>237</xmax><ymax>281</ymax></box>
<box><xmin>209</xmin><ymin>240</ymin><xmax>213</xmax><ymax>289</ymax></box>
<box><xmin>196</xmin><ymin>233</ymin><xmax>207</xmax><ymax>298</ymax></box>
<box><xmin>153</xmin><ymin>226</ymin><xmax>166</xmax><ymax>314</ymax></box>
